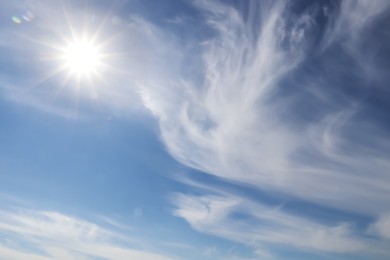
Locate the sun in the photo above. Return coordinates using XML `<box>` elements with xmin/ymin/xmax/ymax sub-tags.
<box><xmin>62</xmin><ymin>39</ymin><xmax>101</xmax><ymax>77</ymax></box>
<box><xmin>15</xmin><ymin>2</ymin><xmax>122</xmax><ymax>110</ymax></box>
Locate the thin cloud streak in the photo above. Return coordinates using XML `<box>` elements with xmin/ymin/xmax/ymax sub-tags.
<box><xmin>172</xmin><ymin>192</ymin><xmax>390</xmax><ymax>258</ymax></box>
<box><xmin>0</xmin><ymin>208</ymin><xmax>175</xmax><ymax>260</ymax></box>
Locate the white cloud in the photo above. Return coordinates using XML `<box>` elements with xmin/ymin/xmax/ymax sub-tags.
<box><xmin>0</xmin><ymin>208</ymin><xmax>175</xmax><ymax>260</ymax></box>
<box><xmin>369</xmin><ymin>213</ymin><xmax>390</xmax><ymax>239</ymax></box>
<box><xmin>172</xmin><ymin>193</ymin><xmax>372</xmax><ymax>255</ymax></box>
<box><xmin>132</xmin><ymin>0</ymin><xmax>390</xmax><ymax>256</ymax></box>
<box><xmin>3</xmin><ymin>0</ymin><xmax>390</xmax><ymax>216</ymax></box>
<box><xmin>2</xmin><ymin>0</ymin><xmax>390</xmax><ymax>258</ymax></box>
<box><xmin>136</xmin><ymin>0</ymin><xmax>390</xmax><ymax>216</ymax></box>
<box><xmin>0</xmin><ymin>245</ymin><xmax>52</xmax><ymax>260</ymax></box>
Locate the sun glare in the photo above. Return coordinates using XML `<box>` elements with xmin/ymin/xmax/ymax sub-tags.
<box><xmin>62</xmin><ymin>40</ymin><xmax>101</xmax><ymax>76</ymax></box>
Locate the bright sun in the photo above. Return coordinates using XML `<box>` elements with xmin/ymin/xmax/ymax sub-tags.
<box><xmin>62</xmin><ymin>40</ymin><xmax>101</xmax><ymax>76</ymax></box>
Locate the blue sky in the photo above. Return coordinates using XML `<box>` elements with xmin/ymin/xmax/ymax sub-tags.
<box><xmin>1</xmin><ymin>0</ymin><xmax>390</xmax><ymax>259</ymax></box>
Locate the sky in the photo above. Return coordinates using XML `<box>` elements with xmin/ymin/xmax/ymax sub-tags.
<box><xmin>0</xmin><ymin>0</ymin><xmax>390</xmax><ymax>259</ymax></box>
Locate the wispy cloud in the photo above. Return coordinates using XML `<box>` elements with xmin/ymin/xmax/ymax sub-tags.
<box><xmin>139</xmin><ymin>0</ymin><xmax>390</xmax><ymax>212</ymax></box>
<box><xmin>0</xmin><ymin>208</ymin><xmax>175</xmax><ymax>260</ymax></box>
<box><xmin>172</xmin><ymin>192</ymin><xmax>390</xmax><ymax>258</ymax></box>
<box><xmin>134</xmin><ymin>0</ymin><xmax>390</xmax><ymax>257</ymax></box>
<box><xmin>2</xmin><ymin>0</ymin><xmax>390</xmax><ymax>258</ymax></box>
<box><xmin>369</xmin><ymin>213</ymin><xmax>390</xmax><ymax>239</ymax></box>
